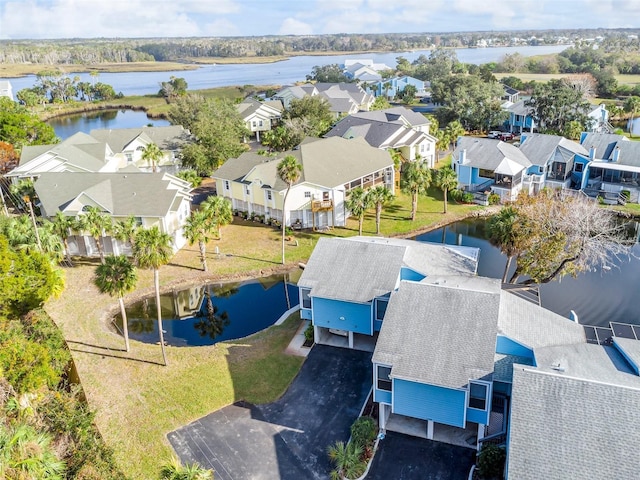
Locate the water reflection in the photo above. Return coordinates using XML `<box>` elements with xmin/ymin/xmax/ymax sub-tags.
<box><xmin>415</xmin><ymin>218</ymin><xmax>640</xmax><ymax>327</ymax></box>
<box><xmin>116</xmin><ymin>274</ymin><xmax>299</xmax><ymax>346</ymax></box>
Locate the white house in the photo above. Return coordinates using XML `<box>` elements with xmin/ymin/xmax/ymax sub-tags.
<box><xmin>236</xmin><ymin>98</ymin><xmax>284</xmax><ymax>142</ymax></box>
<box><xmin>34</xmin><ymin>171</ymin><xmax>193</xmax><ymax>253</ymax></box>
<box><xmin>212</xmin><ymin>136</ymin><xmax>394</xmax><ymax>230</ymax></box>
<box><xmin>0</xmin><ymin>80</ymin><xmax>13</xmax><ymax>101</ymax></box>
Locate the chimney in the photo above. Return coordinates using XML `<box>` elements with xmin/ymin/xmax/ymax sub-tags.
<box><xmin>589</xmin><ymin>145</ymin><xmax>596</xmax><ymax>160</ymax></box>
<box><xmin>612</xmin><ymin>146</ymin><xmax>620</xmax><ymax>162</ymax></box>
<box><xmin>459</xmin><ymin>148</ymin><xmax>467</xmax><ymax>164</ymax></box>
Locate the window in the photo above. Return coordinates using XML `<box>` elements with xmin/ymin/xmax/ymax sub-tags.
<box><xmin>252</xmin><ymin>121</ymin><xmax>257</xmax><ymax>127</ymax></box>
<box><xmin>377</xmin><ymin>366</ymin><xmax>392</xmax><ymax>392</ymax></box>
<box><xmin>323</xmin><ymin>192</ymin><xmax>330</xmax><ymax>201</ymax></box>
<box><xmin>469</xmin><ymin>382</ymin><xmax>488</xmax><ymax>410</ymax></box>
<box><xmin>375</xmin><ymin>298</ymin><xmax>388</xmax><ymax>321</ymax></box>
<box><xmin>125</xmin><ymin>153</ymin><xmax>133</xmax><ymax>163</ymax></box>
<box><xmin>301</xmin><ymin>288</ymin><xmax>311</xmax><ymax>309</ymax></box>
<box><xmin>267</xmin><ymin>191</ymin><xmax>272</xmax><ymax>201</ymax></box>
<box><xmin>574</xmin><ymin>163</ymin><xmax>584</xmax><ymax>173</ymax></box>
<box><xmin>224</xmin><ymin>180</ymin><xmax>230</xmax><ymax>190</ymax></box>
<box><xmin>246</xmin><ymin>187</ymin><xmax>250</xmax><ymax>195</ymax></box>
<box><xmin>259</xmin><ymin>120</ymin><xmax>264</xmax><ymax>127</ymax></box>
<box><xmin>304</xmin><ymin>191</ymin><xmax>311</xmax><ymax>198</ymax></box>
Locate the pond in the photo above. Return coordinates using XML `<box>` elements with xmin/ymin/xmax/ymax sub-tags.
<box><xmin>414</xmin><ymin>218</ymin><xmax>640</xmax><ymax>328</ymax></box>
<box><xmin>116</xmin><ymin>273</ymin><xmax>299</xmax><ymax>347</ymax></box>
<box><xmin>49</xmin><ymin>109</ymin><xmax>170</xmax><ymax>140</ymax></box>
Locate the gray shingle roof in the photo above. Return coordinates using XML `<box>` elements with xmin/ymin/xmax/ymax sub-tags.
<box><xmin>609</xmin><ymin>140</ymin><xmax>640</xmax><ymax>167</ymax></box>
<box><xmin>519</xmin><ymin>133</ymin><xmax>588</xmax><ymax>166</ymax></box>
<box><xmin>506</xmin><ymin>99</ymin><xmax>532</xmax><ymax>116</ymax></box>
<box><xmin>215</xmin><ymin>137</ymin><xmax>393</xmax><ymax>191</ymax></box>
<box><xmin>493</xmin><ymin>353</ymin><xmax>534</xmax><ymax>383</ymax></box>
<box><xmin>613</xmin><ymin>337</ymin><xmax>640</xmax><ymax>373</ymax></box>
<box><xmin>580</xmin><ymin>132</ymin><xmax>628</xmax><ymax>160</ymax></box>
<box><xmin>89</xmin><ymin>125</ymin><xmax>191</xmax><ymax>152</ymax></box>
<box><xmin>508</xmin><ymin>366</ymin><xmax>640</xmax><ymax>480</ymax></box>
<box><xmin>17</xmin><ymin>132</ymin><xmax>107</xmax><ymax>171</ymax></box>
<box><xmin>453</xmin><ymin>137</ymin><xmax>531</xmax><ymax>171</ymax></box>
<box><xmin>373</xmin><ymin>281</ymin><xmax>500</xmax><ymax>388</ymax></box>
<box><xmin>298</xmin><ymin>237</ymin><xmax>406</xmax><ymax>303</ymax></box>
<box><xmin>298</xmin><ymin>237</ymin><xmax>480</xmax><ymax>304</ymax></box>
<box><xmin>34</xmin><ymin>172</ymin><xmax>190</xmax><ymax>218</ymax></box>
<box><xmin>497</xmin><ymin>291</ymin><xmax>586</xmax><ymax>349</ymax></box>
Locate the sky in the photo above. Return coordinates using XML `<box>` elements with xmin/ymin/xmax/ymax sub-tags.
<box><xmin>0</xmin><ymin>0</ymin><xmax>638</xmax><ymax>40</ymax></box>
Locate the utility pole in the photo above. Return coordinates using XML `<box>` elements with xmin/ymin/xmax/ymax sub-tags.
<box><xmin>24</xmin><ymin>195</ymin><xmax>42</xmax><ymax>252</ymax></box>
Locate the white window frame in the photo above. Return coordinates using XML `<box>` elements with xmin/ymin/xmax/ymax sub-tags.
<box><xmin>304</xmin><ymin>191</ymin><xmax>311</xmax><ymax>198</ymax></box>
<box><xmin>374</xmin><ymin>297</ymin><xmax>389</xmax><ymax>321</ymax></box>
<box><xmin>224</xmin><ymin>180</ymin><xmax>230</xmax><ymax>190</ymax></box>
<box><xmin>377</xmin><ymin>365</ymin><xmax>392</xmax><ymax>392</ymax></box>
<box><xmin>300</xmin><ymin>288</ymin><xmax>311</xmax><ymax>309</ymax></box>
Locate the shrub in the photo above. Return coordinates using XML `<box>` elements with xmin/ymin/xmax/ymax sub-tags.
<box><xmin>621</xmin><ymin>189</ymin><xmax>631</xmax><ymax>201</ymax></box>
<box><xmin>449</xmin><ymin>189</ymin><xmax>464</xmax><ymax>202</ymax></box>
<box><xmin>327</xmin><ymin>440</ymin><xmax>365</xmax><ymax>480</ymax></box>
<box><xmin>462</xmin><ymin>192</ymin><xmax>475</xmax><ymax>203</ymax></box>
<box><xmin>477</xmin><ymin>444</ymin><xmax>506</xmax><ymax>479</ymax></box>
<box><xmin>350</xmin><ymin>416</ymin><xmax>377</xmax><ymax>449</ymax></box>
<box><xmin>304</xmin><ymin>323</ymin><xmax>314</xmax><ymax>344</ymax></box>
<box><xmin>488</xmin><ymin>192</ymin><xmax>501</xmax><ymax>205</ymax></box>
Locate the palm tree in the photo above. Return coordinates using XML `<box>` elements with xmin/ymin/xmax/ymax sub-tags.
<box><xmin>37</xmin><ymin>220</ymin><xmax>65</xmax><ymax>263</ymax></box>
<box><xmin>624</xmin><ymin>96</ymin><xmax>640</xmax><ymax>137</ymax></box>
<box><xmin>112</xmin><ymin>215</ymin><xmax>138</xmax><ymax>254</ymax></box>
<box><xmin>141</xmin><ymin>142</ymin><xmax>163</xmax><ymax>172</ymax></box>
<box><xmin>0</xmin><ymin>423</ymin><xmax>66</xmax><ymax>480</ymax></box>
<box><xmin>184</xmin><ymin>210</ymin><xmax>215</xmax><ymax>271</ymax></box>
<box><xmin>401</xmin><ymin>161</ymin><xmax>432</xmax><ymax>221</ymax></box>
<box><xmin>433</xmin><ymin>129</ymin><xmax>449</xmax><ymax>163</ymax></box>
<box><xmin>200</xmin><ymin>195</ymin><xmax>233</xmax><ymax>239</ymax></box>
<box><xmin>133</xmin><ymin>226</ymin><xmax>174</xmax><ymax>366</ymax></box>
<box><xmin>51</xmin><ymin>211</ymin><xmax>75</xmax><ymax>265</ymax></box>
<box><xmin>488</xmin><ymin>206</ymin><xmax>521</xmax><ymax>283</ymax></box>
<box><xmin>94</xmin><ymin>255</ymin><xmax>138</xmax><ymax>352</ymax></box>
<box><xmin>344</xmin><ymin>187</ymin><xmax>371</xmax><ymax>236</ymax></box>
<box><xmin>3</xmin><ymin>216</ymin><xmax>63</xmax><ymax>262</ymax></box>
<box><xmin>327</xmin><ymin>440</ymin><xmax>363</xmax><ymax>480</ymax></box>
<box><xmin>444</xmin><ymin>120</ymin><xmax>465</xmax><ymax>150</ymax></box>
<box><xmin>159</xmin><ymin>457</ymin><xmax>213</xmax><ymax>480</ymax></box>
<box><xmin>77</xmin><ymin>206</ymin><xmax>112</xmax><ymax>264</ymax></box>
<box><xmin>276</xmin><ymin>155</ymin><xmax>302</xmax><ymax>265</ymax></box>
<box><xmin>366</xmin><ymin>185</ymin><xmax>393</xmax><ymax>235</ymax></box>
<box><xmin>434</xmin><ymin>167</ymin><xmax>459</xmax><ymax>214</ymax></box>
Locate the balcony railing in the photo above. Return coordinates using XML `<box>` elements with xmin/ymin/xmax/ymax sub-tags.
<box><xmin>311</xmin><ymin>200</ymin><xmax>333</xmax><ymax>212</ymax></box>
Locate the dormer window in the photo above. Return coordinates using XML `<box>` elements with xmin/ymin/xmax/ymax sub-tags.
<box><xmin>469</xmin><ymin>381</ymin><xmax>489</xmax><ymax>410</ymax></box>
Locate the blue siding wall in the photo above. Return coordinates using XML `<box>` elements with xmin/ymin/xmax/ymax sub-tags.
<box><xmin>312</xmin><ymin>297</ymin><xmax>372</xmax><ymax>335</ymax></box>
<box><xmin>374</xmin><ymin>388</ymin><xmax>392</xmax><ymax>404</ymax></box>
<box><xmin>457</xmin><ymin>164</ymin><xmax>473</xmax><ymax>185</ymax></box>
<box><xmin>496</xmin><ymin>335</ymin><xmax>534</xmax><ymax>359</ymax></box>
<box><xmin>467</xmin><ymin>405</ymin><xmax>490</xmax><ymax>425</ymax></box>
<box><xmin>394</xmin><ymin>379</ymin><xmax>466</xmax><ymax>428</ymax></box>
<box><xmin>300</xmin><ymin>309</ymin><xmax>312</xmax><ymax>320</ymax></box>
<box><xmin>400</xmin><ymin>267</ymin><xmax>425</xmax><ymax>282</ymax></box>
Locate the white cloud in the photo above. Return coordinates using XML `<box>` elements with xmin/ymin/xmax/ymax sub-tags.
<box><xmin>202</xmin><ymin>19</ymin><xmax>241</xmax><ymax>37</ymax></box>
<box><xmin>278</xmin><ymin>18</ymin><xmax>313</xmax><ymax>35</ymax></box>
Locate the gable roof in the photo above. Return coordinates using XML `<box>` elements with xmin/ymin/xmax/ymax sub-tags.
<box><xmin>34</xmin><ymin>172</ymin><xmax>191</xmax><ymax>218</ymax></box>
<box><xmin>508</xmin><ymin>365</ymin><xmax>640</xmax><ymax>480</ymax></box>
<box><xmin>297</xmin><ymin>237</ymin><xmax>479</xmax><ymax>304</ymax></box>
<box><xmin>453</xmin><ymin>137</ymin><xmax>531</xmax><ymax>172</ymax></box>
<box><xmin>213</xmin><ymin>137</ymin><xmax>394</xmax><ymax>191</ymax></box>
<box><xmin>519</xmin><ymin>133</ymin><xmax>588</xmax><ymax>166</ymax></box>
<box><xmin>579</xmin><ymin>132</ymin><xmax>628</xmax><ymax>159</ymax></box>
<box><xmin>89</xmin><ymin>125</ymin><xmax>191</xmax><ymax>152</ymax></box>
<box><xmin>373</xmin><ymin>281</ymin><xmax>500</xmax><ymax>388</ymax></box>
<box><xmin>497</xmin><ymin>291</ymin><xmax>586</xmax><ymax>350</ymax></box>
<box><xmin>13</xmin><ymin>132</ymin><xmax>111</xmax><ymax>176</ymax></box>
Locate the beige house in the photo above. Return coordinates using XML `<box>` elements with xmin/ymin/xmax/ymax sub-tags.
<box><xmin>212</xmin><ymin>136</ymin><xmax>394</xmax><ymax>230</ymax></box>
<box><xmin>34</xmin><ymin>171</ymin><xmax>192</xmax><ymax>253</ymax></box>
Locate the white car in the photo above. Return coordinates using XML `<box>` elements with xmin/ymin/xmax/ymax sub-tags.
<box><xmin>487</xmin><ymin>131</ymin><xmax>502</xmax><ymax>139</ymax></box>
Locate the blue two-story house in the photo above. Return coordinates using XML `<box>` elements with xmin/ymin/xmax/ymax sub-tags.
<box><xmin>297</xmin><ymin>237</ymin><xmax>479</xmax><ymax>350</ymax></box>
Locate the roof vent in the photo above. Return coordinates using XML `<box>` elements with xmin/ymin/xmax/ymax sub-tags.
<box><xmin>551</xmin><ymin>363</ymin><xmax>565</xmax><ymax>372</ymax></box>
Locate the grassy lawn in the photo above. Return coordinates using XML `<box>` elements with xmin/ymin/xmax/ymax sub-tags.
<box><xmin>495</xmin><ymin>72</ymin><xmax>640</xmax><ymax>86</ymax></box>
<box><xmin>44</xmin><ymin>190</ymin><xmax>481</xmax><ymax>479</ymax></box>
<box><xmin>0</xmin><ymin>61</ymin><xmax>199</xmax><ymax>78</ymax></box>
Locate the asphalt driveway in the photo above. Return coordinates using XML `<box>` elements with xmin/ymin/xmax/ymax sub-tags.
<box><xmin>365</xmin><ymin>431</ymin><xmax>476</xmax><ymax>480</ymax></box>
<box><xmin>168</xmin><ymin>345</ymin><xmax>373</xmax><ymax>480</ymax></box>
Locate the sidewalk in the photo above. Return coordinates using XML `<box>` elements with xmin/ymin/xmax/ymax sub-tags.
<box><xmin>285</xmin><ymin>320</ymin><xmax>312</xmax><ymax>357</ymax></box>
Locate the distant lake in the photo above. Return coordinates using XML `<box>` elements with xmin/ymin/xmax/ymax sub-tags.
<box><xmin>49</xmin><ymin>109</ymin><xmax>170</xmax><ymax>139</ymax></box>
<box><xmin>4</xmin><ymin>45</ymin><xmax>569</xmax><ymax>97</ymax></box>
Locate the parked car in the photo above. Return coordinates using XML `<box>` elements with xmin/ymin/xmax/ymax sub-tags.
<box><xmin>487</xmin><ymin>131</ymin><xmax>502</xmax><ymax>139</ymax></box>
<box><xmin>500</xmin><ymin>132</ymin><xmax>515</xmax><ymax>141</ymax></box>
